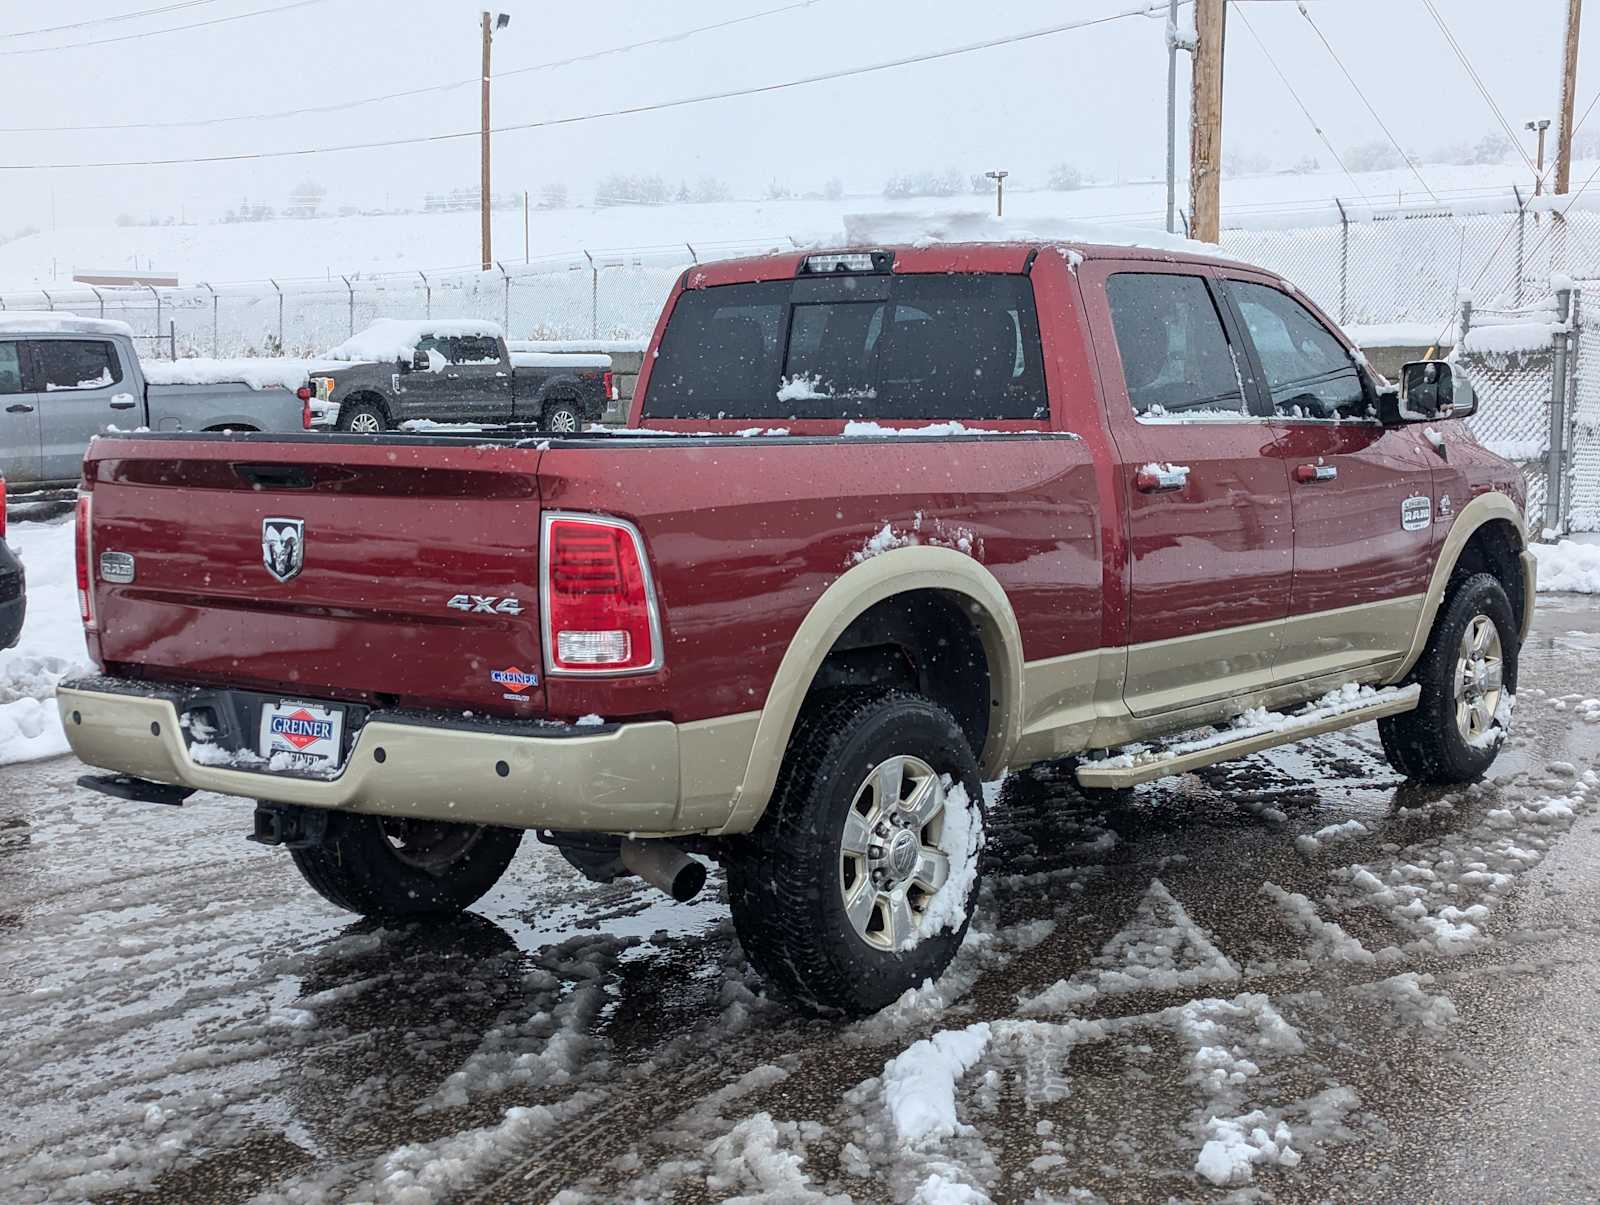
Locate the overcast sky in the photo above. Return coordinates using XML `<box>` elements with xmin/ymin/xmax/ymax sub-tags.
<box><xmin>0</xmin><ymin>0</ymin><xmax>1588</xmax><ymax>230</ymax></box>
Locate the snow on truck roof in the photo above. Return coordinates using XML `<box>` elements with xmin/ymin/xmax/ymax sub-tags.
<box><xmin>0</xmin><ymin>311</ymin><xmax>135</xmax><ymax>337</ymax></box>
<box><xmin>838</xmin><ymin>210</ymin><xmax>1234</xmax><ymax>260</ymax></box>
<box><xmin>324</xmin><ymin>318</ymin><xmax>504</xmax><ymax>362</ymax></box>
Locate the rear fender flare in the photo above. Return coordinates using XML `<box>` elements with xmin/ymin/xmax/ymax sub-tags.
<box><xmin>1390</xmin><ymin>492</ymin><xmax>1528</xmax><ymax>681</ymax></box>
<box><xmin>717</xmin><ymin>546</ymin><xmax>1024</xmax><ymax>834</ymax></box>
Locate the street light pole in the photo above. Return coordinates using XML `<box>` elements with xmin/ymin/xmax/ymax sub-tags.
<box><xmin>985</xmin><ymin>169</ymin><xmax>1008</xmax><ymax>218</ymax></box>
<box><xmin>480</xmin><ymin>11</ymin><xmax>510</xmax><ymax>272</ymax></box>
<box><xmin>1527</xmin><ymin>117</ymin><xmax>1552</xmax><ymax>195</ymax></box>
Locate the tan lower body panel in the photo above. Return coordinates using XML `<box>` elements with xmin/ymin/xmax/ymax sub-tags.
<box><xmin>1076</xmin><ymin>684</ymin><xmax>1421</xmax><ymax>788</ymax></box>
<box><xmin>58</xmin><ymin>685</ymin><xmax>759</xmax><ymax>838</ymax></box>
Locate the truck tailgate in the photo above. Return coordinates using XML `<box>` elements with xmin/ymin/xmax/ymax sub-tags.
<box><xmin>83</xmin><ymin>434</ymin><xmax>547</xmax><ymax>714</ymax></box>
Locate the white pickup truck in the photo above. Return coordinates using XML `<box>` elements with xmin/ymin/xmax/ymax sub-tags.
<box><xmin>0</xmin><ymin>313</ymin><xmax>323</xmax><ymax>490</ymax></box>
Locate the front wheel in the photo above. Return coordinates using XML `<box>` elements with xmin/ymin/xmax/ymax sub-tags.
<box><xmin>337</xmin><ymin>400</ymin><xmax>388</xmax><ymax>434</ymax></box>
<box><xmin>287</xmin><ymin>811</ymin><xmax>522</xmax><ymax>916</ymax></box>
<box><xmin>726</xmin><ymin>690</ymin><xmax>985</xmax><ymax>1017</ymax></box>
<box><xmin>1379</xmin><ymin>571</ymin><xmax>1518</xmax><ymax>784</ymax></box>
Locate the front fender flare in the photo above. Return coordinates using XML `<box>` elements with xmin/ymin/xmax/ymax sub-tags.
<box><xmin>714</xmin><ymin>546</ymin><xmax>1024</xmax><ymax>835</ymax></box>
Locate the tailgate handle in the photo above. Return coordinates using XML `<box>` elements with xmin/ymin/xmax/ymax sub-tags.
<box><xmin>236</xmin><ymin>463</ymin><xmax>314</xmax><ymax>489</ymax></box>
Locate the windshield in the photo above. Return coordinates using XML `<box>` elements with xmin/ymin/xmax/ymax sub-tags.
<box><xmin>642</xmin><ymin>272</ymin><xmax>1047</xmax><ymax>421</ymax></box>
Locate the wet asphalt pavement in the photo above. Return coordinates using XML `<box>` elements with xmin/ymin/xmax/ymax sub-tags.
<box><xmin>3</xmin><ymin>598</ymin><xmax>1600</xmax><ymax>1204</ymax></box>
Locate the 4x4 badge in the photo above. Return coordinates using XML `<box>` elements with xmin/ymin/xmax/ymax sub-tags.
<box><xmin>262</xmin><ymin>517</ymin><xmax>305</xmax><ymax>583</ymax></box>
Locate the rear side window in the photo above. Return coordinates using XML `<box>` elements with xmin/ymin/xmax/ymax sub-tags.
<box><xmin>0</xmin><ymin>343</ymin><xmax>22</xmax><ymax>395</ymax></box>
<box><xmin>643</xmin><ymin>274</ymin><xmax>1045</xmax><ymax>421</ymax></box>
<box><xmin>447</xmin><ymin>335</ymin><xmax>502</xmax><ymax>364</ymax></box>
<box><xmin>1105</xmin><ymin>273</ymin><xmax>1245</xmax><ymax>420</ymax></box>
<box><xmin>1228</xmin><ymin>280</ymin><xmax>1365</xmax><ymax>419</ymax></box>
<box><xmin>37</xmin><ymin>340</ymin><xmax>122</xmax><ymax>392</ymax></box>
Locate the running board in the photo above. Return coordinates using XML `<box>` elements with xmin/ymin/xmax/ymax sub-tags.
<box><xmin>1075</xmin><ymin>684</ymin><xmax>1422</xmax><ymax>789</ymax></box>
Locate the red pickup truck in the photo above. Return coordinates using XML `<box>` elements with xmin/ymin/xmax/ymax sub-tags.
<box><xmin>59</xmin><ymin>240</ymin><xmax>1532</xmax><ymax>1016</ymax></box>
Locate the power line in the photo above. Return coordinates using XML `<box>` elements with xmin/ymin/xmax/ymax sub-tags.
<box><xmin>1418</xmin><ymin>0</ymin><xmax>1540</xmax><ymax>177</ymax></box>
<box><xmin>0</xmin><ymin>2</ymin><xmax>1183</xmax><ymax>170</ymax></box>
<box><xmin>0</xmin><ymin>0</ymin><xmax>222</xmax><ymax>40</ymax></box>
<box><xmin>1233</xmin><ymin>6</ymin><xmax>1371</xmax><ymax>205</ymax></box>
<box><xmin>1294</xmin><ymin>1</ymin><xmax>1439</xmax><ymax>202</ymax></box>
<box><xmin>0</xmin><ymin>0</ymin><xmax>824</xmax><ymax>133</ymax></box>
<box><xmin>0</xmin><ymin>0</ymin><xmax>333</xmax><ymax>55</ymax></box>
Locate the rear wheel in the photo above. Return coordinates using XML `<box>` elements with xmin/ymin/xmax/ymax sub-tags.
<box><xmin>541</xmin><ymin>401</ymin><xmax>581</xmax><ymax>433</ymax></box>
<box><xmin>1379</xmin><ymin>572</ymin><xmax>1518</xmax><ymax>783</ymax></box>
<box><xmin>726</xmin><ymin>689</ymin><xmax>985</xmax><ymax>1017</ymax></box>
<box><xmin>287</xmin><ymin>811</ymin><xmax>522</xmax><ymax>916</ymax></box>
<box><xmin>338</xmin><ymin>400</ymin><xmax>388</xmax><ymax>434</ymax></box>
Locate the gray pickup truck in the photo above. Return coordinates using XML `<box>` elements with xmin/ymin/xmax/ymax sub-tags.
<box><xmin>0</xmin><ymin>315</ymin><xmax>318</xmax><ymax>490</ymax></box>
<box><xmin>312</xmin><ymin>319</ymin><xmax>613</xmax><ymax>433</ymax></box>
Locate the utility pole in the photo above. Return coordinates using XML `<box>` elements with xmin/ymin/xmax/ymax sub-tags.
<box><xmin>985</xmin><ymin>169</ymin><xmax>1008</xmax><ymax>218</ymax></box>
<box><xmin>1555</xmin><ymin>0</ymin><xmax>1583</xmax><ymax>195</ymax></box>
<box><xmin>480</xmin><ymin>11</ymin><xmax>510</xmax><ymax>272</ymax></box>
<box><xmin>1189</xmin><ymin>0</ymin><xmax>1226</xmax><ymax>243</ymax></box>
<box><xmin>1527</xmin><ymin>117</ymin><xmax>1552</xmax><ymax>194</ymax></box>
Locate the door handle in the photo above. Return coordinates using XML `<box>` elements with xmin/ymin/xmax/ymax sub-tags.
<box><xmin>1293</xmin><ymin>463</ymin><xmax>1338</xmax><ymax>483</ymax></box>
<box><xmin>1134</xmin><ymin>463</ymin><xmax>1190</xmax><ymax>493</ymax></box>
<box><xmin>109</xmin><ymin>400</ymin><xmax>137</xmax><ymax>410</ymax></box>
<box><xmin>446</xmin><ymin>373</ymin><xmax>461</xmax><ymax>379</ymax></box>
<box><xmin>4</xmin><ymin>403</ymin><xmax>33</xmax><ymax>413</ymax></box>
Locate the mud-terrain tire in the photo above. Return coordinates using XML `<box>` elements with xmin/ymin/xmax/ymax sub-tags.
<box><xmin>288</xmin><ymin>812</ymin><xmax>522</xmax><ymax>916</ymax></box>
<box><xmin>540</xmin><ymin>400</ymin><xmax>581</xmax><ymax>433</ymax></box>
<box><xmin>726</xmin><ymin>689</ymin><xmax>984</xmax><ymax>1017</ymax></box>
<box><xmin>1379</xmin><ymin>571</ymin><xmax>1518</xmax><ymax>784</ymax></box>
<box><xmin>337</xmin><ymin>399</ymin><xmax>389</xmax><ymax>434</ymax></box>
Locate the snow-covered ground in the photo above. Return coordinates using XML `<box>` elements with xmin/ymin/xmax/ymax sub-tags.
<box><xmin>0</xmin><ymin>519</ymin><xmax>88</xmax><ymax>767</ymax></box>
<box><xmin>0</xmin><ymin>161</ymin><xmax>1576</xmax><ymax>290</ymax></box>
<box><xmin>1533</xmin><ymin>536</ymin><xmax>1600</xmax><ymax>593</ymax></box>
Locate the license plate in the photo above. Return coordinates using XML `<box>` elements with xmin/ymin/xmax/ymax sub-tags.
<box><xmin>258</xmin><ymin>701</ymin><xmax>345</xmax><ymax>773</ymax></box>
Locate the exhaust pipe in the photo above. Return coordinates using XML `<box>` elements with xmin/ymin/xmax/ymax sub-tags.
<box><xmin>620</xmin><ymin>839</ymin><xmax>706</xmax><ymax>902</ymax></box>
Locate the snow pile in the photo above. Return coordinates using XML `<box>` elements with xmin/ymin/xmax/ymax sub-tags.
<box><xmin>325</xmin><ymin>318</ymin><xmax>503</xmax><ymax>363</ymax></box>
<box><xmin>0</xmin><ymin>311</ymin><xmax>134</xmax><ymax>336</ymax></box>
<box><xmin>1295</xmin><ymin>819</ymin><xmax>1369</xmax><ymax>854</ymax></box>
<box><xmin>1532</xmin><ymin>539</ymin><xmax>1600</xmax><ymax>592</ymax></box>
<box><xmin>839</xmin><ymin>210</ymin><xmax>1232</xmax><ymax>257</ymax></box>
<box><xmin>881</xmin><ymin>1023</ymin><xmax>992</xmax><ymax>1145</ymax></box>
<box><xmin>1195</xmin><ymin>1112</ymin><xmax>1301</xmax><ymax>1186</ymax></box>
<box><xmin>142</xmin><ymin>356</ymin><xmax>328</xmax><ymax>391</ymax></box>
<box><xmin>904</xmin><ymin>779</ymin><xmax>984</xmax><ymax>948</ymax></box>
<box><xmin>841</xmin><ymin>420</ymin><xmax>1017</xmax><ymax>438</ymax></box>
<box><xmin>1480</xmin><ymin>438</ymin><xmax>1545</xmax><ymax>461</ymax></box>
<box><xmin>1459</xmin><ymin>320</ymin><xmax>1563</xmax><ymax>360</ymax></box>
<box><xmin>0</xmin><ymin>520</ymin><xmax>90</xmax><ymax>766</ymax></box>
<box><xmin>1348</xmin><ymin>972</ymin><xmax>1459</xmax><ymax>1030</ymax></box>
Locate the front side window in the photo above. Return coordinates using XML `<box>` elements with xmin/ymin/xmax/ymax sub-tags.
<box><xmin>0</xmin><ymin>343</ymin><xmax>23</xmax><ymax>395</ymax></box>
<box><xmin>1105</xmin><ymin>273</ymin><xmax>1246</xmax><ymax>421</ymax></box>
<box><xmin>1229</xmin><ymin>280</ymin><xmax>1365</xmax><ymax>418</ymax></box>
<box><xmin>37</xmin><ymin>340</ymin><xmax>121</xmax><ymax>392</ymax></box>
<box><xmin>643</xmin><ymin>273</ymin><xmax>1045</xmax><ymax>421</ymax></box>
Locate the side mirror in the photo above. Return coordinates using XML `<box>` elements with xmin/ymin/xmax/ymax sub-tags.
<box><xmin>412</xmin><ymin>349</ymin><xmax>431</xmax><ymax>372</ymax></box>
<box><xmin>1397</xmin><ymin>360</ymin><xmax>1477</xmax><ymax>422</ymax></box>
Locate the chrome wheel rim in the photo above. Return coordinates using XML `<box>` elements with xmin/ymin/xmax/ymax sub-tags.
<box><xmin>348</xmin><ymin>412</ymin><xmax>382</xmax><ymax>434</ymax></box>
<box><xmin>838</xmin><ymin>755</ymin><xmax>952</xmax><ymax>952</ymax></box>
<box><xmin>1454</xmin><ymin>613</ymin><xmax>1504</xmax><ymax>743</ymax></box>
<box><xmin>547</xmin><ymin>409</ymin><xmax>578</xmax><ymax>433</ymax></box>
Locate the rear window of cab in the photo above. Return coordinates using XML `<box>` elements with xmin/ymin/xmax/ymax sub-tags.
<box><xmin>642</xmin><ymin>272</ymin><xmax>1047</xmax><ymax>421</ymax></box>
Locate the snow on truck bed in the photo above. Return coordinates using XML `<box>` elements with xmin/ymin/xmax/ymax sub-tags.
<box><xmin>508</xmin><ymin>351</ymin><xmax>611</xmax><ymax>369</ymax></box>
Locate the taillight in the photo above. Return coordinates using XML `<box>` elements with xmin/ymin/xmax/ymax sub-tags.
<box><xmin>541</xmin><ymin>513</ymin><xmax>661</xmax><ymax>674</ymax></box>
<box><xmin>75</xmin><ymin>493</ymin><xmax>95</xmax><ymax>629</ymax></box>
<box><xmin>0</xmin><ymin>476</ymin><xmax>7</xmax><ymax>540</ymax></box>
<box><xmin>300</xmin><ymin>390</ymin><xmax>312</xmax><ymax>429</ymax></box>
<box><xmin>603</xmin><ymin>369</ymin><xmax>615</xmax><ymax>401</ymax></box>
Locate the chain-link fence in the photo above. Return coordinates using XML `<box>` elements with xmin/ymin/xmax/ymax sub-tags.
<box><xmin>0</xmin><ymin>239</ymin><xmax>787</xmax><ymax>358</ymax></box>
